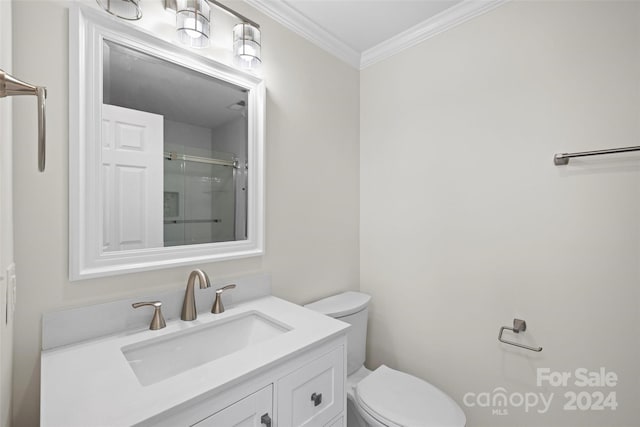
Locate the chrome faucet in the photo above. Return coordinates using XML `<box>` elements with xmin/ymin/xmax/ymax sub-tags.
<box><xmin>181</xmin><ymin>269</ymin><xmax>211</xmax><ymax>321</ymax></box>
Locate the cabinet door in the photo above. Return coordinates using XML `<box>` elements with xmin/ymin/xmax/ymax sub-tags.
<box><xmin>325</xmin><ymin>416</ymin><xmax>344</xmax><ymax>427</ymax></box>
<box><xmin>278</xmin><ymin>346</ymin><xmax>344</xmax><ymax>427</ymax></box>
<box><xmin>192</xmin><ymin>385</ymin><xmax>272</xmax><ymax>427</ymax></box>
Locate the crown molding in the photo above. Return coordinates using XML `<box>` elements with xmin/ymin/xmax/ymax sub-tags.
<box><xmin>244</xmin><ymin>0</ymin><xmax>509</xmax><ymax>70</ymax></box>
<box><xmin>244</xmin><ymin>0</ymin><xmax>361</xmax><ymax>68</ymax></box>
<box><xmin>360</xmin><ymin>0</ymin><xmax>510</xmax><ymax>69</ymax></box>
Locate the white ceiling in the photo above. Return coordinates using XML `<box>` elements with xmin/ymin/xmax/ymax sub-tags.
<box><xmin>283</xmin><ymin>0</ymin><xmax>463</xmax><ymax>52</ymax></box>
<box><xmin>104</xmin><ymin>41</ymin><xmax>247</xmax><ymax>130</ymax></box>
<box><xmin>244</xmin><ymin>0</ymin><xmax>508</xmax><ymax>69</ymax></box>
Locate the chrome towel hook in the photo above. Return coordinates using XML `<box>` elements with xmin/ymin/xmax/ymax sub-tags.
<box><xmin>498</xmin><ymin>318</ymin><xmax>543</xmax><ymax>352</ymax></box>
<box><xmin>0</xmin><ymin>69</ymin><xmax>47</xmax><ymax>172</ymax></box>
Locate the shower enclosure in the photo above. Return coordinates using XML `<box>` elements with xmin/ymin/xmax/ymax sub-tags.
<box><xmin>163</xmin><ymin>150</ymin><xmax>242</xmax><ymax>246</ymax></box>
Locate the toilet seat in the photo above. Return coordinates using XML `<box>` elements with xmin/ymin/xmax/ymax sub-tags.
<box><xmin>354</xmin><ymin>365</ymin><xmax>466</xmax><ymax>427</ymax></box>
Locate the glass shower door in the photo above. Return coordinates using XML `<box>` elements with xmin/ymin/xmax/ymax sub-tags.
<box><xmin>163</xmin><ymin>156</ymin><xmax>187</xmax><ymax>246</ymax></box>
<box><xmin>183</xmin><ymin>161</ymin><xmax>236</xmax><ymax>244</ymax></box>
<box><xmin>163</xmin><ymin>152</ymin><xmax>237</xmax><ymax>247</ymax></box>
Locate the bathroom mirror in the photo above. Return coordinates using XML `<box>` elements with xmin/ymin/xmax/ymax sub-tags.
<box><xmin>69</xmin><ymin>6</ymin><xmax>264</xmax><ymax>280</ymax></box>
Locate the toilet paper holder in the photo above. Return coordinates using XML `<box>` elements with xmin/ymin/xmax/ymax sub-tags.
<box><xmin>498</xmin><ymin>318</ymin><xmax>543</xmax><ymax>352</ymax></box>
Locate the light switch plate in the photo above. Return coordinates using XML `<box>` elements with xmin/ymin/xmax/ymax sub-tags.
<box><xmin>6</xmin><ymin>263</ymin><xmax>15</xmax><ymax>324</ymax></box>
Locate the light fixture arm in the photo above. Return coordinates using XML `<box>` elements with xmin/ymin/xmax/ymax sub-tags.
<box><xmin>207</xmin><ymin>0</ymin><xmax>260</xmax><ymax>28</ymax></box>
<box><xmin>165</xmin><ymin>0</ymin><xmax>259</xmax><ymax>28</ymax></box>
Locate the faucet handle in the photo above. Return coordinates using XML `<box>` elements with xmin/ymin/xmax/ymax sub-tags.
<box><xmin>132</xmin><ymin>301</ymin><xmax>166</xmax><ymax>330</ymax></box>
<box><xmin>212</xmin><ymin>284</ymin><xmax>236</xmax><ymax>314</ymax></box>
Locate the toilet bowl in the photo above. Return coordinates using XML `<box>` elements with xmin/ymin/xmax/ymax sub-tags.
<box><xmin>305</xmin><ymin>292</ymin><xmax>466</xmax><ymax>427</ymax></box>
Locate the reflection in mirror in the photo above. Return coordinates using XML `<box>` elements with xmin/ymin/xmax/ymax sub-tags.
<box><xmin>70</xmin><ymin>6</ymin><xmax>264</xmax><ymax>280</ymax></box>
<box><xmin>102</xmin><ymin>40</ymin><xmax>248</xmax><ymax>250</ymax></box>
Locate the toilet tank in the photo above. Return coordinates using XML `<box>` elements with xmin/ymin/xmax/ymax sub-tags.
<box><xmin>304</xmin><ymin>292</ymin><xmax>371</xmax><ymax>376</ymax></box>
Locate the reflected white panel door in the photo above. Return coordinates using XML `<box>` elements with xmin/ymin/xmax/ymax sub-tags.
<box><xmin>192</xmin><ymin>385</ymin><xmax>272</xmax><ymax>427</ymax></box>
<box><xmin>101</xmin><ymin>104</ymin><xmax>163</xmax><ymax>251</ymax></box>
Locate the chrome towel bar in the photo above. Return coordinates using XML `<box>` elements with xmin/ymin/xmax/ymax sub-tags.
<box><xmin>554</xmin><ymin>145</ymin><xmax>640</xmax><ymax>166</ymax></box>
<box><xmin>498</xmin><ymin>318</ymin><xmax>543</xmax><ymax>352</ymax></box>
<box><xmin>0</xmin><ymin>69</ymin><xmax>47</xmax><ymax>172</ymax></box>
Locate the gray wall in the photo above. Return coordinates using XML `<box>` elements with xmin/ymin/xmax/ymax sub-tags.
<box><xmin>11</xmin><ymin>1</ymin><xmax>360</xmax><ymax>425</ymax></box>
<box><xmin>0</xmin><ymin>1</ymin><xmax>14</xmax><ymax>425</ymax></box>
<box><xmin>360</xmin><ymin>2</ymin><xmax>639</xmax><ymax>426</ymax></box>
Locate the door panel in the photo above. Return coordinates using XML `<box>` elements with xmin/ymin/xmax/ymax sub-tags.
<box><xmin>101</xmin><ymin>104</ymin><xmax>164</xmax><ymax>251</ymax></box>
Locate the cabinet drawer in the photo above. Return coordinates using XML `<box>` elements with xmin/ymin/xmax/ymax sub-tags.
<box><xmin>325</xmin><ymin>416</ymin><xmax>344</xmax><ymax>427</ymax></box>
<box><xmin>191</xmin><ymin>385</ymin><xmax>272</xmax><ymax>427</ymax></box>
<box><xmin>277</xmin><ymin>346</ymin><xmax>344</xmax><ymax>427</ymax></box>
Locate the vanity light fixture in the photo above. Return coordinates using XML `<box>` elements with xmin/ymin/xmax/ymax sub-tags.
<box><xmin>233</xmin><ymin>22</ymin><xmax>261</xmax><ymax>70</ymax></box>
<box><xmin>165</xmin><ymin>0</ymin><xmax>262</xmax><ymax>70</ymax></box>
<box><xmin>96</xmin><ymin>0</ymin><xmax>142</xmax><ymax>20</ymax></box>
<box><xmin>176</xmin><ymin>0</ymin><xmax>211</xmax><ymax>48</ymax></box>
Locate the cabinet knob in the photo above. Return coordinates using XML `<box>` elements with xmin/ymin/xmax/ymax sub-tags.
<box><xmin>311</xmin><ymin>392</ymin><xmax>322</xmax><ymax>407</ymax></box>
<box><xmin>260</xmin><ymin>413</ymin><xmax>271</xmax><ymax>427</ymax></box>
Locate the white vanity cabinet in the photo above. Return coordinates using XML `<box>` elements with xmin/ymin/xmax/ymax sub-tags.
<box><xmin>41</xmin><ymin>295</ymin><xmax>349</xmax><ymax>427</ymax></box>
<box><xmin>277</xmin><ymin>346</ymin><xmax>344</xmax><ymax>426</ymax></box>
<box><xmin>139</xmin><ymin>337</ymin><xmax>346</xmax><ymax>427</ymax></box>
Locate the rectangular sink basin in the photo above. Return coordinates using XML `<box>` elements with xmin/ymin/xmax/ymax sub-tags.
<box><xmin>122</xmin><ymin>311</ymin><xmax>291</xmax><ymax>386</ymax></box>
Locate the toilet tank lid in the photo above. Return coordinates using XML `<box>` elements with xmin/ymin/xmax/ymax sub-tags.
<box><xmin>304</xmin><ymin>291</ymin><xmax>371</xmax><ymax>318</ymax></box>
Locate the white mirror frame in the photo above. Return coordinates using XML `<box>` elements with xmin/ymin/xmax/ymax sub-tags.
<box><xmin>69</xmin><ymin>6</ymin><xmax>265</xmax><ymax>281</ymax></box>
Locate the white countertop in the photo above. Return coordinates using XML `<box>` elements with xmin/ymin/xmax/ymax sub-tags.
<box><xmin>41</xmin><ymin>296</ymin><xmax>348</xmax><ymax>426</ymax></box>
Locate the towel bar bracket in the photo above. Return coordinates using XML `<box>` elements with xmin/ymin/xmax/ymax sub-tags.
<box><xmin>0</xmin><ymin>69</ymin><xmax>47</xmax><ymax>172</ymax></box>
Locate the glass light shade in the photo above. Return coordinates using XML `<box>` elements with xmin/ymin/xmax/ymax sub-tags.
<box><xmin>233</xmin><ymin>23</ymin><xmax>262</xmax><ymax>70</ymax></box>
<box><xmin>96</xmin><ymin>0</ymin><xmax>142</xmax><ymax>20</ymax></box>
<box><xmin>176</xmin><ymin>0</ymin><xmax>211</xmax><ymax>48</ymax></box>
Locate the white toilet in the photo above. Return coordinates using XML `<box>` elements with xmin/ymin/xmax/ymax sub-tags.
<box><xmin>305</xmin><ymin>291</ymin><xmax>466</xmax><ymax>427</ymax></box>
